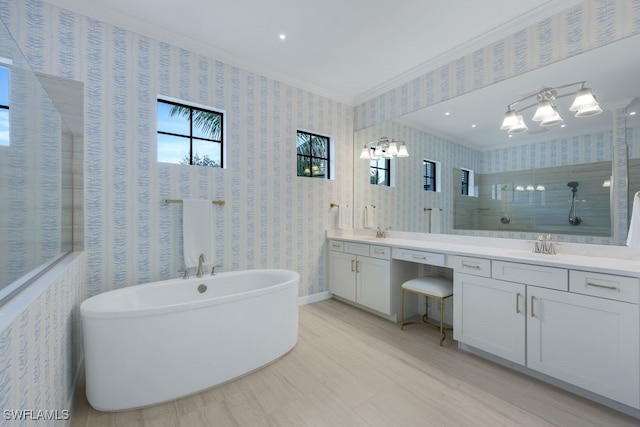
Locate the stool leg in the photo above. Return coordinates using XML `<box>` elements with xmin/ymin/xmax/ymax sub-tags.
<box><xmin>439</xmin><ymin>297</ymin><xmax>445</xmax><ymax>346</ymax></box>
<box><xmin>423</xmin><ymin>296</ymin><xmax>429</xmax><ymax>324</ymax></box>
<box><xmin>400</xmin><ymin>288</ymin><xmax>405</xmax><ymax>330</ymax></box>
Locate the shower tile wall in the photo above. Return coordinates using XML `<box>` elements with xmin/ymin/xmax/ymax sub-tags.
<box><xmin>0</xmin><ymin>0</ymin><xmax>354</xmax><ymax>298</ymax></box>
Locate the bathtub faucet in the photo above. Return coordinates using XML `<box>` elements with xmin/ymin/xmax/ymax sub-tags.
<box><xmin>196</xmin><ymin>253</ymin><xmax>206</xmax><ymax>278</ymax></box>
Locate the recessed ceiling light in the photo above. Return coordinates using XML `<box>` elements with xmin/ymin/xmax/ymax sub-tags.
<box><xmin>560</xmin><ymin>124</ymin><xmax>566</xmax><ymax>128</ymax></box>
<box><xmin>630</xmin><ymin>111</ymin><xmax>637</xmax><ymax>116</ymax></box>
<box><xmin>444</xmin><ymin>112</ymin><xmax>450</xmax><ymax>116</ymax></box>
<box><xmin>471</xmin><ymin>124</ymin><xmax>476</xmax><ymax>128</ymax></box>
<box><xmin>279</xmin><ymin>34</ymin><xmax>286</xmax><ymax>40</ymax></box>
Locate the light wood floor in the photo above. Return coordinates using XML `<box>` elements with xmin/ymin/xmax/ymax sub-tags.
<box><xmin>71</xmin><ymin>299</ymin><xmax>639</xmax><ymax>426</ymax></box>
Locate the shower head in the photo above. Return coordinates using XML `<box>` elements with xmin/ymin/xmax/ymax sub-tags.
<box><xmin>567</xmin><ymin>181</ymin><xmax>579</xmax><ymax>188</ymax></box>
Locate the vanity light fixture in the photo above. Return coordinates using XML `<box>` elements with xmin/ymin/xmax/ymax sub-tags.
<box><xmin>359</xmin><ymin>136</ymin><xmax>409</xmax><ymax>160</ymax></box>
<box><xmin>500</xmin><ymin>81</ymin><xmax>602</xmax><ymax>134</ymax></box>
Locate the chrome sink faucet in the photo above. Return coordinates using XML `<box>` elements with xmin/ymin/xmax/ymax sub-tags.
<box><xmin>534</xmin><ymin>234</ymin><xmax>556</xmax><ymax>255</ymax></box>
<box><xmin>375</xmin><ymin>226</ymin><xmax>391</xmax><ymax>238</ymax></box>
<box><xmin>196</xmin><ymin>253</ymin><xmax>206</xmax><ymax>277</ymax></box>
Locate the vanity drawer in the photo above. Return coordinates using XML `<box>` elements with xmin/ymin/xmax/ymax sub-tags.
<box><xmin>329</xmin><ymin>240</ymin><xmax>344</xmax><ymax>252</ymax></box>
<box><xmin>448</xmin><ymin>255</ymin><xmax>491</xmax><ymax>277</ymax></box>
<box><xmin>344</xmin><ymin>242</ymin><xmax>370</xmax><ymax>257</ymax></box>
<box><xmin>570</xmin><ymin>271</ymin><xmax>640</xmax><ymax>303</ymax></box>
<box><xmin>492</xmin><ymin>261</ymin><xmax>568</xmax><ymax>291</ymax></box>
<box><xmin>369</xmin><ymin>245</ymin><xmax>391</xmax><ymax>260</ymax></box>
<box><xmin>392</xmin><ymin>247</ymin><xmax>445</xmax><ymax>266</ymax></box>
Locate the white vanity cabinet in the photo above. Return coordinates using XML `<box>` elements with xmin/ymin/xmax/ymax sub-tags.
<box><xmin>454</xmin><ymin>258</ymin><xmax>640</xmax><ymax>409</ymax></box>
<box><xmin>527</xmin><ymin>279</ymin><xmax>640</xmax><ymax>409</ymax></box>
<box><xmin>328</xmin><ymin>240</ymin><xmax>392</xmax><ymax>315</ymax></box>
<box><xmin>453</xmin><ymin>272</ymin><xmax>526</xmax><ymax>365</ymax></box>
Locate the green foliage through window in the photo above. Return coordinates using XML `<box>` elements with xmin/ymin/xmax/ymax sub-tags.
<box><xmin>157</xmin><ymin>99</ymin><xmax>223</xmax><ymax>167</ymax></box>
<box><xmin>297</xmin><ymin>131</ymin><xmax>330</xmax><ymax>178</ymax></box>
<box><xmin>370</xmin><ymin>158</ymin><xmax>390</xmax><ymax>186</ymax></box>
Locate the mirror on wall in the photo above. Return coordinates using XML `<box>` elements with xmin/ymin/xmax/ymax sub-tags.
<box><xmin>353</xmin><ymin>34</ymin><xmax>640</xmax><ymax>243</ymax></box>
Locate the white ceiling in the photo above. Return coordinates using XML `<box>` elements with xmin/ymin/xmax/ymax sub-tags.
<box><xmin>395</xmin><ymin>33</ymin><xmax>640</xmax><ymax>150</ymax></box>
<box><xmin>42</xmin><ymin>0</ymin><xmax>637</xmax><ymax>151</ymax></box>
<box><xmin>42</xmin><ymin>0</ymin><xmax>578</xmax><ymax>105</ymax></box>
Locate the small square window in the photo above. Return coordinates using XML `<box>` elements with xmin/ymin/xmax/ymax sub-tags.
<box><xmin>370</xmin><ymin>158</ymin><xmax>390</xmax><ymax>186</ymax></box>
<box><xmin>157</xmin><ymin>98</ymin><xmax>223</xmax><ymax>167</ymax></box>
<box><xmin>297</xmin><ymin>130</ymin><xmax>330</xmax><ymax>178</ymax></box>
<box><xmin>424</xmin><ymin>160</ymin><xmax>437</xmax><ymax>192</ymax></box>
<box><xmin>0</xmin><ymin>66</ymin><xmax>9</xmax><ymax>147</ymax></box>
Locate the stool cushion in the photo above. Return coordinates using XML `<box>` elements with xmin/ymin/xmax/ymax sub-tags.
<box><xmin>402</xmin><ymin>277</ymin><xmax>453</xmax><ymax>298</ymax></box>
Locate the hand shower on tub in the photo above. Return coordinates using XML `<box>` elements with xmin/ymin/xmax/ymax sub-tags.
<box><xmin>567</xmin><ymin>181</ymin><xmax>582</xmax><ymax>225</ymax></box>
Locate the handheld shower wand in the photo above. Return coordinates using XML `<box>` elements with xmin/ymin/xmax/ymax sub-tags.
<box><xmin>567</xmin><ymin>181</ymin><xmax>582</xmax><ymax>225</ymax></box>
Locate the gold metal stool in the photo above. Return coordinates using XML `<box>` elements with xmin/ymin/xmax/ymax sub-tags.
<box><xmin>400</xmin><ymin>277</ymin><xmax>453</xmax><ymax>346</ymax></box>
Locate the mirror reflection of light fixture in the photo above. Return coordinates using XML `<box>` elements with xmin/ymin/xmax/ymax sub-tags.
<box><xmin>535</xmin><ymin>184</ymin><xmax>546</xmax><ymax>191</ymax></box>
<box><xmin>360</xmin><ymin>136</ymin><xmax>409</xmax><ymax>160</ymax></box>
<box><xmin>500</xmin><ymin>82</ymin><xmax>602</xmax><ymax>134</ymax></box>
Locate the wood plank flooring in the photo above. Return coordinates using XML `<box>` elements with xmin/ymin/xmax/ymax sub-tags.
<box><xmin>70</xmin><ymin>299</ymin><xmax>639</xmax><ymax>426</ymax></box>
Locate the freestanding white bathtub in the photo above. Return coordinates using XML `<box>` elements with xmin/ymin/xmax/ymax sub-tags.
<box><xmin>80</xmin><ymin>269</ymin><xmax>299</xmax><ymax>411</ymax></box>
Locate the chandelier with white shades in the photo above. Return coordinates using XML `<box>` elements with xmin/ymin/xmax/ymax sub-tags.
<box><xmin>500</xmin><ymin>81</ymin><xmax>602</xmax><ymax>134</ymax></box>
<box><xmin>359</xmin><ymin>136</ymin><xmax>409</xmax><ymax>160</ymax></box>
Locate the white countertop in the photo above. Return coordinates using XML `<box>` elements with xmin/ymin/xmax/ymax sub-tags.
<box><xmin>327</xmin><ymin>229</ymin><xmax>640</xmax><ymax>278</ymax></box>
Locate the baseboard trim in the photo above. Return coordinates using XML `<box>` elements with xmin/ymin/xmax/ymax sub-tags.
<box><xmin>298</xmin><ymin>291</ymin><xmax>332</xmax><ymax>306</ymax></box>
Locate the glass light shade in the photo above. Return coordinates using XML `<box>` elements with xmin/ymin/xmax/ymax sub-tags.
<box><xmin>532</xmin><ymin>100</ymin><xmax>556</xmax><ymax>122</ymax></box>
<box><xmin>602</xmin><ymin>179</ymin><xmax>611</xmax><ymax>187</ymax></box>
<box><xmin>387</xmin><ymin>142</ymin><xmax>398</xmax><ymax>156</ymax></box>
<box><xmin>374</xmin><ymin>145</ymin><xmax>383</xmax><ymax>157</ymax></box>
<box><xmin>397</xmin><ymin>143</ymin><xmax>409</xmax><ymax>157</ymax></box>
<box><xmin>500</xmin><ymin>108</ymin><xmax>518</xmax><ymax>130</ymax></box>
<box><xmin>359</xmin><ymin>146</ymin><xmax>370</xmax><ymax>159</ymax></box>
<box><xmin>535</xmin><ymin>184</ymin><xmax>545</xmax><ymax>191</ymax></box>
<box><xmin>507</xmin><ymin>114</ymin><xmax>528</xmax><ymax>134</ymax></box>
<box><xmin>526</xmin><ymin>184</ymin><xmax>535</xmax><ymax>191</ymax></box>
<box><xmin>515</xmin><ymin>185</ymin><xmax>525</xmax><ymax>191</ymax></box>
<box><xmin>540</xmin><ymin>106</ymin><xmax>563</xmax><ymax>126</ymax></box>
<box><xmin>569</xmin><ymin>87</ymin><xmax>599</xmax><ymax>111</ymax></box>
<box><xmin>575</xmin><ymin>103</ymin><xmax>603</xmax><ymax>117</ymax></box>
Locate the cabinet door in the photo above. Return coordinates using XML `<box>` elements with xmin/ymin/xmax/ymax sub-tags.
<box><xmin>329</xmin><ymin>251</ymin><xmax>356</xmax><ymax>301</ymax></box>
<box><xmin>527</xmin><ymin>286</ymin><xmax>640</xmax><ymax>409</ymax></box>
<box><xmin>357</xmin><ymin>256</ymin><xmax>391</xmax><ymax>315</ymax></box>
<box><xmin>454</xmin><ymin>273</ymin><xmax>526</xmax><ymax>365</ymax></box>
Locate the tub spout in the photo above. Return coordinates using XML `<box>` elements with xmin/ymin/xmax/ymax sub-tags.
<box><xmin>196</xmin><ymin>254</ymin><xmax>206</xmax><ymax>278</ymax></box>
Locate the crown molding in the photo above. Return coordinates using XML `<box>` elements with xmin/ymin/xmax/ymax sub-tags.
<box><xmin>352</xmin><ymin>0</ymin><xmax>583</xmax><ymax>106</ymax></box>
<box><xmin>42</xmin><ymin>0</ymin><xmax>354</xmax><ymax>105</ymax></box>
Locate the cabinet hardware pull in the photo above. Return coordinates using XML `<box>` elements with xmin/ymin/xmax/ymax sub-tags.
<box><xmin>462</xmin><ymin>263</ymin><xmax>480</xmax><ymax>269</ymax></box>
<box><xmin>530</xmin><ymin>296</ymin><xmax>535</xmax><ymax>317</ymax></box>
<box><xmin>356</xmin><ymin>261</ymin><xmax>360</xmax><ymax>273</ymax></box>
<box><xmin>516</xmin><ymin>292</ymin><xmax>521</xmax><ymax>314</ymax></box>
<box><xmin>374</xmin><ymin>249</ymin><xmax>384</xmax><ymax>254</ymax></box>
<box><xmin>586</xmin><ymin>282</ymin><xmax>618</xmax><ymax>291</ymax></box>
<box><xmin>351</xmin><ymin>260</ymin><xmax>355</xmax><ymax>272</ymax></box>
<box><xmin>412</xmin><ymin>255</ymin><xmax>427</xmax><ymax>260</ymax></box>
